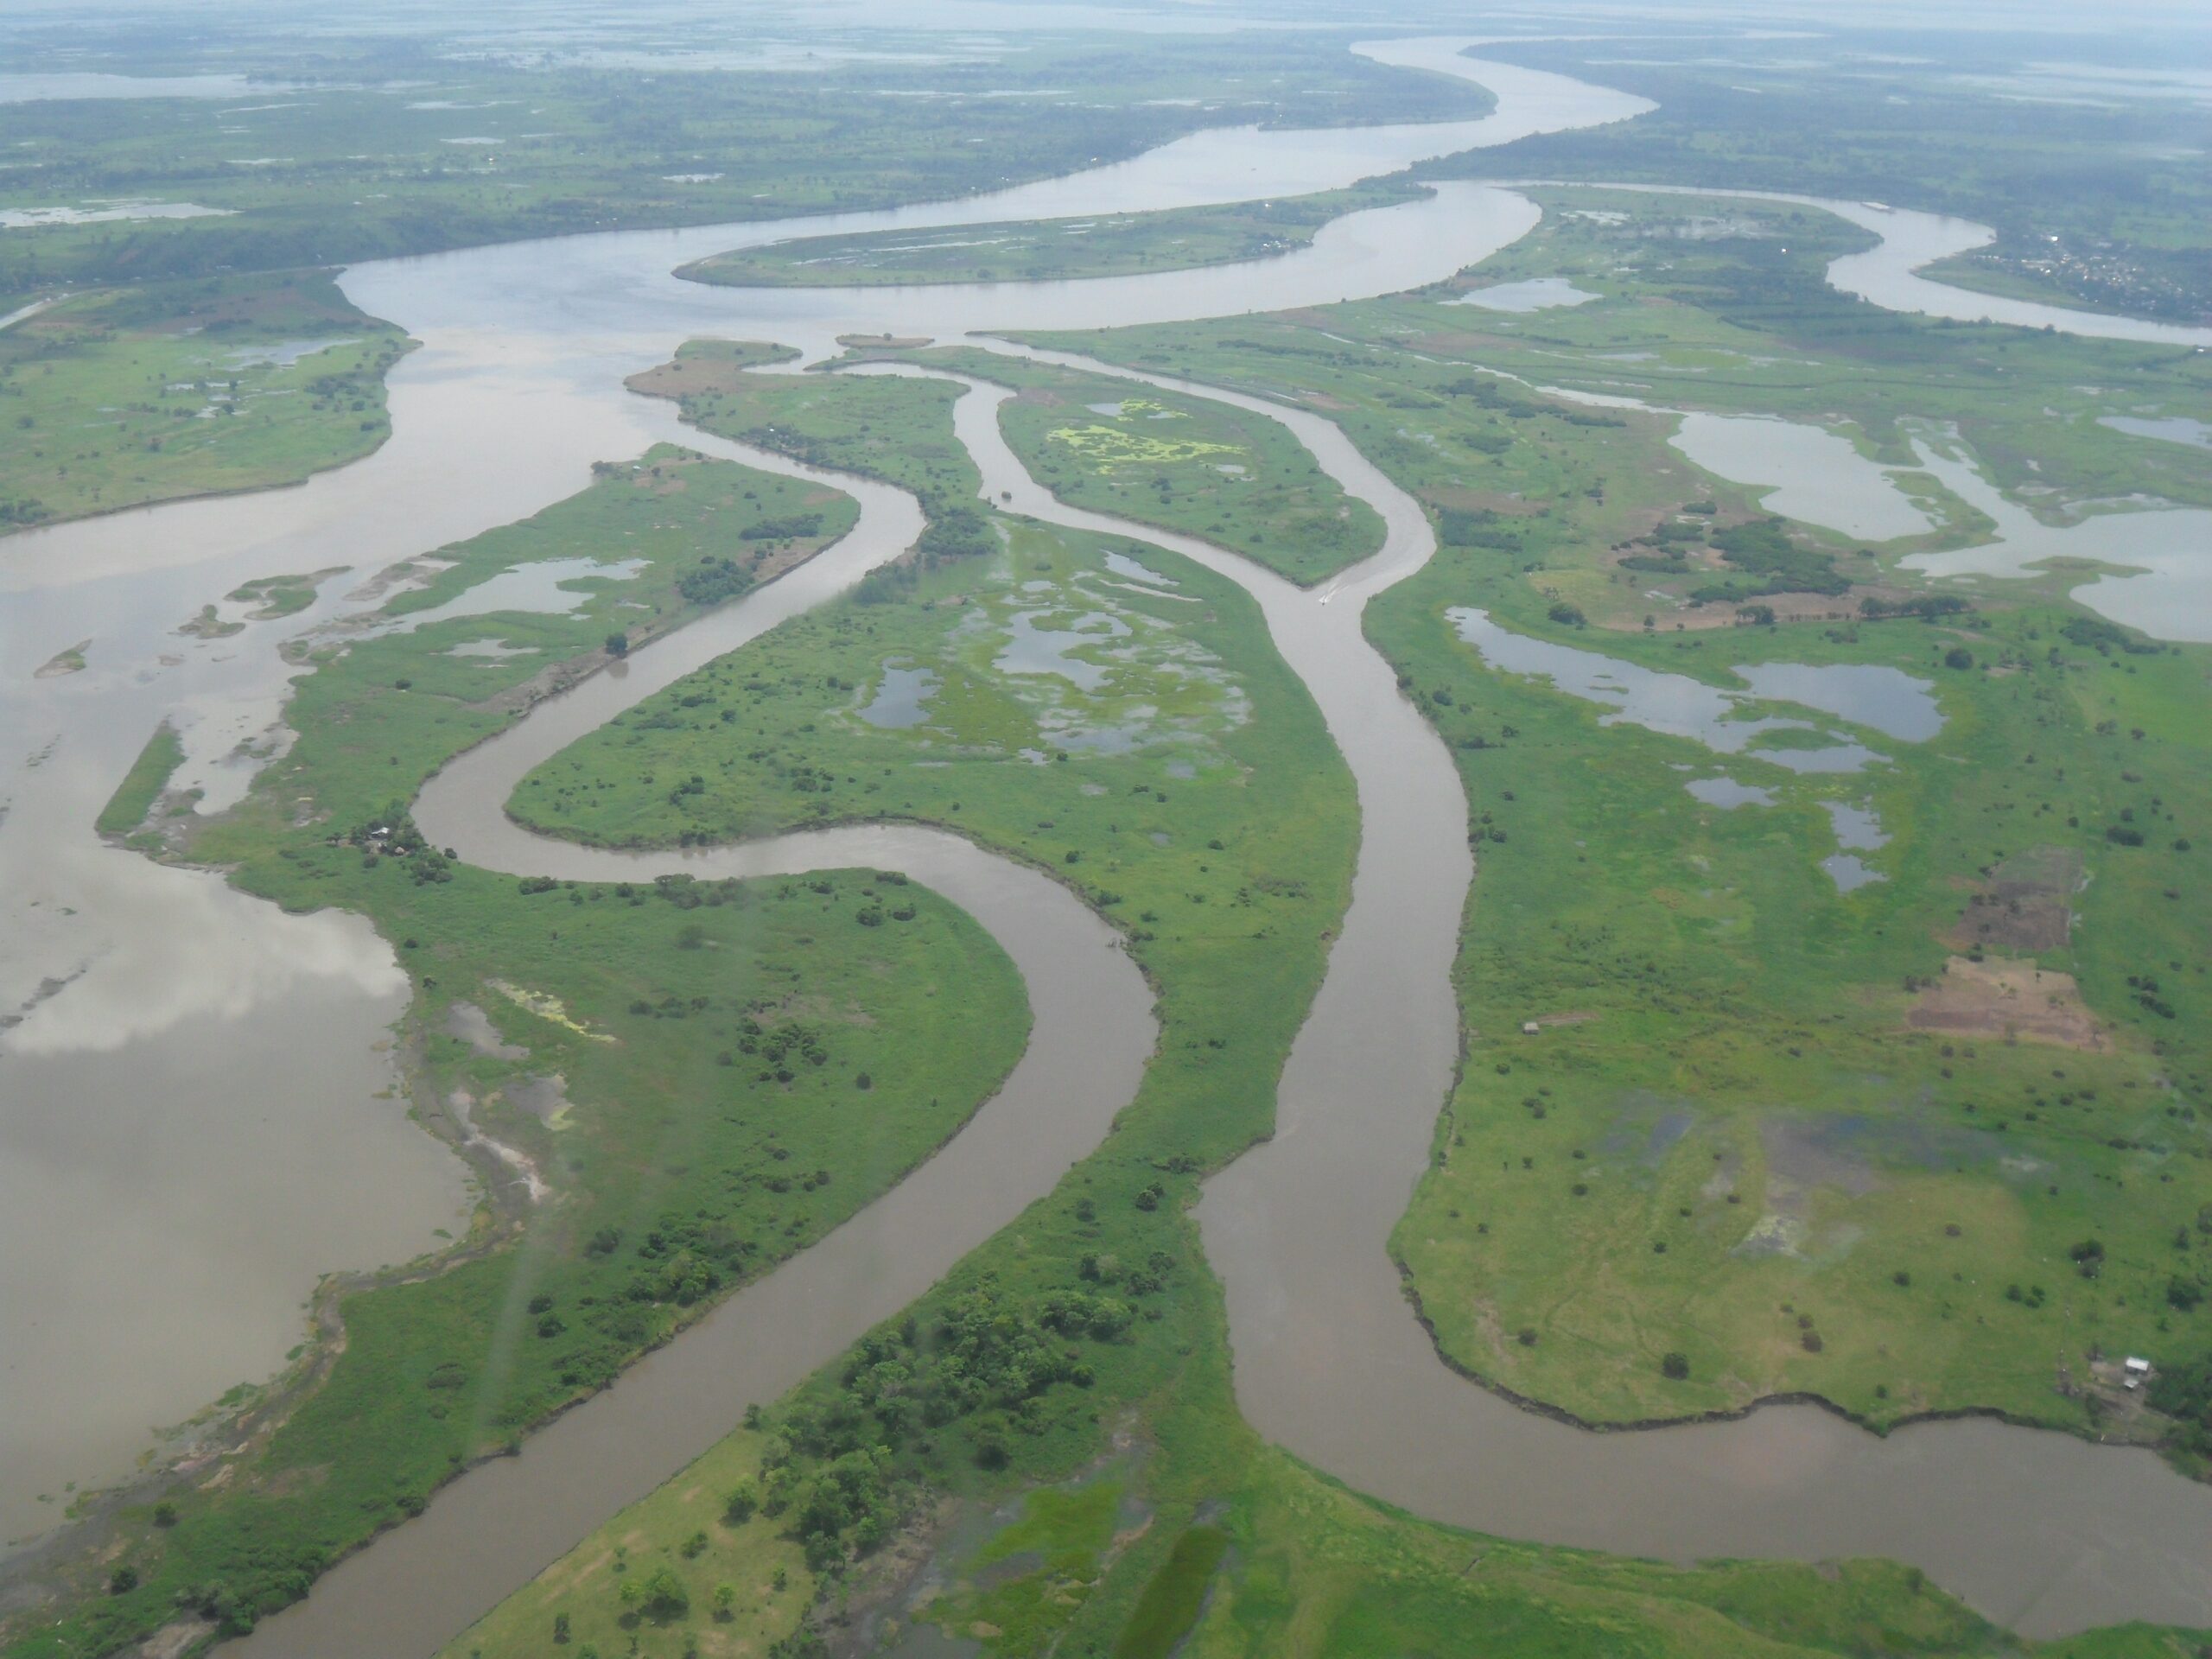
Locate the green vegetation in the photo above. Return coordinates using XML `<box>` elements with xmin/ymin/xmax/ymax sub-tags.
<box><xmin>94</xmin><ymin>722</ymin><xmax>184</xmax><ymax>837</ymax></box>
<box><xmin>8</xmin><ymin>450</ymin><xmax>1022</xmax><ymax>1658</ymax></box>
<box><xmin>0</xmin><ymin>24</ymin><xmax>1485</xmax><ymax>296</ymax></box>
<box><xmin>1384</xmin><ymin>596</ymin><xmax>2210</xmax><ymax>1435</ymax></box>
<box><xmin>16</xmin><ymin>22</ymin><xmax>2212</xmax><ymax>1659</ymax></box>
<box><xmin>679</xmin><ymin>182</ymin><xmax>1420</xmax><ymax>288</ymax></box>
<box><xmin>441</xmin><ymin>346</ymin><xmax>2203</xmax><ymax>1659</ymax></box>
<box><xmin>631</xmin><ymin>344</ymin><xmax>980</xmax><ymax>519</ymax></box>
<box><xmin>1432</xmin><ymin>33</ymin><xmax>2212</xmax><ymax>325</ymax></box>
<box><xmin>0</xmin><ymin>271</ymin><xmax>405</xmax><ymax>533</ymax></box>
<box><xmin>861</xmin><ymin>344</ymin><xmax>1384</xmax><ymax>586</ymax></box>
<box><xmin>1113</xmin><ymin>1522</ymin><xmax>1226</xmax><ymax>1658</ymax></box>
<box><xmin>226</xmin><ymin>569</ymin><xmax>337</xmax><ymax>620</ymax></box>
<box><xmin>1023</xmin><ymin>192</ymin><xmax>2212</xmax><ymax>603</ymax></box>
<box><xmin>1012</xmin><ymin>199</ymin><xmax>2211</xmax><ymax>1448</ymax></box>
<box><xmin>2151</xmin><ymin>1350</ymin><xmax>2212</xmax><ymax>1472</ymax></box>
<box><xmin>430</xmin><ymin>1429</ymin><xmax>807</xmax><ymax>1659</ymax></box>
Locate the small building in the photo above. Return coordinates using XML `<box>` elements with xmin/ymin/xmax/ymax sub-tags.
<box><xmin>1521</xmin><ymin>1021</ymin><xmax>1541</xmax><ymax>1036</ymax></box>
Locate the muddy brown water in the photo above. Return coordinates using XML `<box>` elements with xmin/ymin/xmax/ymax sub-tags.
<box><xmin>3</xmin><ymin>35</ymin><xmax>2206</xmax><ymax>1650</ymax></box>
<box><xmin>1</xmin><ymin>40</ymin><xmax>1604</xmax><ymax>1540</ymax></box>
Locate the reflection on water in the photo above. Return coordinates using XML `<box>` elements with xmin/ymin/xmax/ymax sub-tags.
<box><xmin>1685</xmin><ymin>775</ymin><xmax>1774</xmax><ymax>809</ymax></box>
<box><xmin>995</xmin><ymin>608</ymin><xmax>1128</xmax><ymax>692</ymax></box>
<box><xmin>2097</xmin><ymin>414</ymin><xmax>2210</xmax><ymax>449</ymax></box>
<box><xmin>1102</xmin><ymin>550</ymin><xmax>1177</xmax><ymax>588</ymax></box>
<box><xmin>372</xmin><ymin>556</ymin><xmax>648</xmax><ymax>634</ymax></box>
<box><xmin>0</xmin><ymin>856</ymin><xmax>468</xmax><ymax>1539</ymax></box>
<box><xmin>1733</xmin><ymin>662</ymin><xmax>1941</xmax><ymax>742</ymax></box>
<box><xmin>1678</xmin><ymin>773</ymin><xmax>1891</xmax><ymax>890</ymax></box>
<box><xmin>858</xmin><ymin>661</ymin><xmax>940</xmax><ymax>728</ymax></box>
<box><xmin>1821</xmin><ymin>800</ymin><xmax>1889</xmax><ymax>892</ymax></box>
<box><xmin>1823</xmin><ymin>800</ymin><xmax>1887</xmax><ymax>851</ymax></box>
<box><xmin>1669</xmin><ymin>414</ymin><xmax>1932</xmax><ymax>543</ymax></box>
<box><xmin>1903</xmin><ymin>442</ymin><xmax>2212</xmax><ymax>642</ymax></box>
<box><xmin>1446</xmin><ymin>607</ymin><xmax>1939</xmax><ymax>772</ymax></box>
<box><xmin>1824</xmin><ymin>854</ymin><xmax>1883</xmax><ymax>892</ymax></box>
<box><xmin>1448</xmin><ymin>276</ymin><xmax>1600</xmax><ymax>312</ymax></box>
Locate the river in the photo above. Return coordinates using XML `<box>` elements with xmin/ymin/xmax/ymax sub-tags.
<box><xmin>4</xmin><ymin>33</ymin><xmax>2208</xmax><ymax>1651</ymax></box>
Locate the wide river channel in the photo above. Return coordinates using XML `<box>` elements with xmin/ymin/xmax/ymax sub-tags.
<box><xmin>4</xmin><ymin>34</ymin><xmax>2209</xmax><ymax>1655</ymax></box>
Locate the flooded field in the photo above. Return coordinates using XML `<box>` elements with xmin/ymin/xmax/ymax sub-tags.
<box><xmin>8</xmin><ymin>30</ymin><xmax>2212</xmax><ymax>1652</ymax></box>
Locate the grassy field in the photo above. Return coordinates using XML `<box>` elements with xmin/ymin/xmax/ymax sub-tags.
<box><xmin>3</xmin><ymin>448</ymin><xmax>1030</xmax><ymax>1658</ymax></box>
<box><xmin>631</xmin><ymin>346</ymin><xmax>981</xmax><ymax>516</ymax></box>
<box><xmin>678</xmin><ymin>183</ymin><xmax>1419</xmax><ymax>289</ymax></box>
<box><xmin>845</xmin><ymin>344</ymin><xmax>1385</xmax><ymax>587</ymax></box>
<box><xmin>0</xmin><ymin>271</ymin><xmax>406</xmax><ymax>534</ymax></box>
<box><xmin>434</xmin><ymin>342</ymin><xmax>2210</xmax><ymax>1659</ymax></box>
<box><xmin>1382</xmin><ymin>595</ymin><xmax>2211</xmax><ymax>1436</ymax></box>
<box><xmin>1006</xmin><ymin>200</ymin><xmax>2212</xmax><ymax>1449</ymax></box>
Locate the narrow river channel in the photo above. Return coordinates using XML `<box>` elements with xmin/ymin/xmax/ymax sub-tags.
<box><xmin>6</xmin><ymin>34</ymin><xmax>2209</xmax><ymax>1655</ymax></box>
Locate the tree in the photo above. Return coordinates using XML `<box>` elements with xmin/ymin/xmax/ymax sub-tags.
<box><xmin>1661</xmin><ymin>1351</ymin><xmax>1689</xmax><ymax>1380</ymax></box>
<box><xmin>605</xmin><ymin>630</ymin><xmax>630</xmax><ymax>657</ymax></box>
<box><xmin>619</xmin><ymin>1566</ymin><xmax>690</xmax><ymax>1621</ymax></box>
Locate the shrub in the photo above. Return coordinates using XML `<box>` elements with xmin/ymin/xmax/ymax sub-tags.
<box><xmin>1661</xmin><ymin>1351</ymin><xmax>1689</xmax><ymax>1380</ymax></box>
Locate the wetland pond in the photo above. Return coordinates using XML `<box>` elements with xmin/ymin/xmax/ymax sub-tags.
<box><xmin>1446</xmin><ymin>275</ymin><xmax>1601</xmax><ymax>311</ymax></box>
<box><xmin>7</xmin><ymin>31</ymin><xmax>2212</xmax><ymax>1650</ymax></box>
<box><xmin>1668</xmin><ymin>413</ymin><xmax>1934</xmax><ymax>543</ymax></box>
<box><xmin>1446</xmin><ymin>607</ymin><xmax>1938</xmax><ymax>770</ymax></box>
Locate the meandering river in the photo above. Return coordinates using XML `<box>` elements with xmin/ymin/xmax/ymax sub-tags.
<box><xmin>6</xmin><ymin>34</ymin><xmax>2209</xmax><ymax>1652</ymax></box>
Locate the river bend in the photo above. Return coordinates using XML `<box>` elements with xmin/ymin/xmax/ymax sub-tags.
<box><xmin>5</xmin><ymin>35</ymin><xmax>2207</xmax><ymax>1653</ymax></box>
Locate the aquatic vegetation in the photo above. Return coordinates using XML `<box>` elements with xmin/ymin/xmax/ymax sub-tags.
<box><xmin>1045</xmin><ymin>409</ymin><xmax>1243</xmax><ymax>473</ymax></box>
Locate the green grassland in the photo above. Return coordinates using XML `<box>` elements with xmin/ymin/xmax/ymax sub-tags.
<box><xmin>1390</xmin><ymin>188</ymin><xmax>2212</xmax><ymax>514</ymax></box>
<box><xmin>1007</xmin><ymin>205</ymin><xmax>2212</xmax><ymax>1448</ymax></box>
<box><xmin>632</xmin><ymin>345</ymin><xmax>981</xmax><ymax>516</ymax></box>
<box><xmin>678</xmin><ymin>182</ymin><xmax>1420</xmax><ymax>289</ymax></box>
<box><xmin>0</xmin><ymin>24</ymin><xmax>1487</xmax><ymax>298</ymax></box>
<box><xmin>849</xmin><ymin>344</ymin><xmax>1385</xmax><ymax>587</ymax></box>
<box><xmin>1020</xmin><ymin>192</ymin><xmax>2212</xmax><ymax>565</ymax></box>
<box><xmin>452</xmin><ymin>1350</ymin><xmax>2185</xmax><ymax>1659</ymax></box>
<box><xmin>1382</xmin><ymin>594</ymin><xmax>2211</xmax><ymax>1435</ymax></box>
<box><xmin>0</xmin><ymin>270</ymin><xmax>406</xmax><ymax>533</ymax></box>
<box><xmin>4</xmin><ymin>449</ymin><xmax>1027</xmax><ymax>1658</ymax></box>
<box><xmin>433</xmin><ymin>351</ymin><xmax>2209</xmax><ymax>1659</ymax></box>
<box><xmin>1428</xmin><ymin>31</ymin><xmax>2212</xmax><ymax>326</ymax></box>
